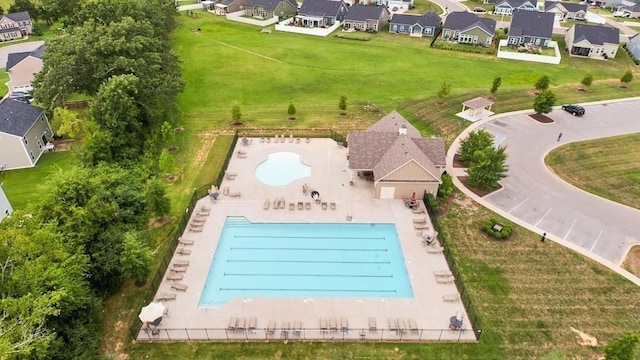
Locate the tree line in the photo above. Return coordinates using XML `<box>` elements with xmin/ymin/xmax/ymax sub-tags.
<box><xmin>1</xmin><ymin>0</ymin><xmax>182</xmax><ymax>358</ymax></box>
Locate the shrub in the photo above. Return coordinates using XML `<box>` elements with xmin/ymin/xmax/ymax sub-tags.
<box><xmin>426</xmin><ymin>193</ymin><xmax>439</xmax><ymax>214</ymax></box>
<box><xmin>437</xmin><ymin>173</ymin><xmax>454</xmax><ymax>199</ymax></box>
<box><xmin>482</xmin><ymin>218</ymin><xmax>513</xmax><ymax>239</ymax></box>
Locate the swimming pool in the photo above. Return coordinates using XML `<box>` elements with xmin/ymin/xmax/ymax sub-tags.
<box><xmin>254</xmin><ymin>152</ymin><xmax>311</xmax><ymax>186</ymax></box>
<box><xmin>199</xmin><ymin>218</ymin><xmax>413</xmax><ymax>307</ymax></box>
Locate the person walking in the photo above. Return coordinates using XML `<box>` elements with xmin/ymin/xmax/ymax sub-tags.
<box><xmin>557</xmin><ymin>132</ymin><xmax>563</xmax><ymax>141</ymax></box>
<box><xmin>541</xmin><ymin>232</ymin><xmax>546</xmax><ymax>242</ymax></box>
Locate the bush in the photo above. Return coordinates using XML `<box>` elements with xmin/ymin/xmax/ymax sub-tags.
<box><xmin>437</xmin><ymin>173</ymin><xmax>454</xmax><ymax>199</ymax></box>
<box><xmin>482</xmin><ymin>218</ymin><xmax>513</xmax><ymax>239</ymax></box>
<box><xmin>426</xmin><ymin>193</ymin><xmax>439</xmax><ymax>214</ymax></box>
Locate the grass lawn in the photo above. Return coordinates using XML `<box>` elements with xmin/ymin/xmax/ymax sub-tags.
<box><xmin>545</xmin><ymin>133</ymin><xmax>640</xmax><ymax>211</ymax></box>
<box><xmin>405</xmin><ymin>0</ymin><xmax>443</xmax><ymax>15</ymax></box>
<box><xmin>1</xmin><ymin>150</ymin><xmax>79</xmax><ymax>210</ymax></box>
<box><xmin>50</xmin><ymin>11</ymin><xmax>639</xmax><ymax>359</ymax></box>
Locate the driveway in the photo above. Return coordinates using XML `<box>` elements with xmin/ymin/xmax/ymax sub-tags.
<box><xmin>0</xmin><ymin>40</ymin><xmax>44</xmax><ymax>69</ymax></box>
<box><xmin>448</xmin><ymin>99</ymin><xmax>640</xmax><ymax>282</ymax></box>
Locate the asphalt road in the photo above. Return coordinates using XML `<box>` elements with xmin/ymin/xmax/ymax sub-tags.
<box><xmin>478</xmin><ymin>99</ymin><xmax>640</xmax><ymax>265</ymax></box>
<box><xmin>0</xmin><ymin>40</ymin><xmax>44</xmax><ymax>69</ymax></box>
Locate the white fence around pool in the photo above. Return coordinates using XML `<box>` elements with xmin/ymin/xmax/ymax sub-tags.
<box><xmin>497</xmin><ymin>40</ymin><xmax>562</xmax><ymax>65</ymax></box>
<box><xmin>226</xmin><ymin>11</ymin><xmax>279</xmax><ymax>27</ymax></box>
<box><xmin>275</xmin><ymin>18</ymin><xmax>342</xmax><ymax>37</ymax></box>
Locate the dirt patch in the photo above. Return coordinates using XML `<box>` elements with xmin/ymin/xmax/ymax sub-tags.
<box><xmin>194</xmin><ymin>131</ymin><xmax>218</xmax><ymax>167</ymax></box>
<box><xmin>622</xmin><ymin>245</ymin><xmax>640</xmax><ymax>278</ymax></box>
<box><xmin>527</xmin><ymin>90</ymin><xmax>540</xmax><ymax>96</ymax></box>
<box><xmin>174</xmin><ymin>127</ymin><xmax>184</xmax><ymax>132</ymax></box>
<box><xmin>529</xmin><ymin>113</ymin><xmax>554</xmax><ymax>123</ymax></box>
<box><xmin>167</xmin><ymin>145</ymin><xmax>179</xmax><ymax>152</ymax></box>
<box><xmin>452</xmin><ymin>192</ymin><xmax>478</xmax><ymax>211</ymax></box>
<box><xmin>453</xmin><ymin>153</ymin><xmax>465</xmax><ymax>168</ymax></box>
<box><xmin>148</xmin><ymin>216</ymin><xmax>174</xmax><ymax>228</ymax></box>
<box><xmin>570</xmin><ymin>327</ymin><xmax>598</xmax><ymax>346</ymax></box>
<box><xmin>53</xmin><ymin>139</ymin><xmax>74</xmax><ymax>151</ymax></box>
<box><xmin>458</xmin><ymin>176</ymin><xmax>502</xmax><ymax>197</ymax></box>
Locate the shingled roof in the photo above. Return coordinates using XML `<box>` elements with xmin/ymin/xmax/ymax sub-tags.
<box><xmin>390</xmin><ymin>12</ymin><xmax>440</xmax><ymax>28</ymax></box>
<box><xmin>299</xmin><ymin>0</ymin><xmax>345</xmax><ymax>17</ymax></box>
<box><xmin>6</xmin><ymin>44</ymin><xmax>44</xmax><ymax>70</ymax></box>
<box><xmin>246</xmin><ymin>0</ymin><xmax>296</xmax><ymax>11</ymax></box>
<box><xmin>509</xmin><ymin>10</ymin><xmax>554</xmax><ymax>38</ymax></box>
<box><xmin>0</xmin><ymin>99</ymin><xmax>45</xmax><ymax>137</ymax></box>
<box><xmin>348</xmin><ymin>111</ymin><xmax>445</xmax><ymax>181</ymax></box>
<box><xmin>344</xmin><ymin>4</ymin><xmax>388</xmax><ymax>22</ymax></box>
<box><xmin>573</xmin><ymin>24</ymin><xmax>619</xmax><ymax>45</ymax></box>
<box><xmin>495</xmin><ymin>0</ymin><xmax>534</xmax><ymax>8</ymax></box>
<box><xmin>4</xmin><ymin>11</ymin><xmax>31</xmax><ymax>22</ymax></box>
<box><xmin>443</xmin><ymin>12</ymin><xmax>495</xmax><ymax>35</ymax></box>
<box><xmin>544</xmin><ymin>1</ymin><xmax>587</xmax><ymax>13</ymax></box>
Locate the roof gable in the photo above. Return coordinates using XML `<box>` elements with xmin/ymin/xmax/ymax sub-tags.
<box><xmin>390</xmin><ymin>12</ymin><xmax>440</xmax><ymax>27</ymax></box>
<box><xmin>246</xmin><ymin>0</ymin><xmax>295</xmax><ymax>11</ymax></box>
<box><xmin>0</xmin><ymin>99</ymin><xmax>44</xmax><ymax>137</ymax></box>
<box><xmin>4</xmin><ymin>11</ymin><xmax>30</xmax><ymax>22</ymax></box>
<box><xmin>444</xmin><ymin>12</ymin><xmax>495</xmax><ymax>34</ymax></box>
<box><xmin>545</xmin><ymin>1</ymin><xmax>587</xmax><ymax>12</ymax></box>
<box><xmin>373</xmin><ymin>136</ymin><xmax>439</xmax><ymax>181</ymax></box>
<box><xmin>496</xmin><ymin>0</ymin><xmax>535</xmax><ymax>8</ymax></box>
<box><xmin>509</xmin><ymin>10</ymin><xmax>554</xmax><ymax>38</ymax></box>
<box><xmin>299</xmin><ymin>0</ymin><xmax>345</xmax><ymax>17</ymax></box>
<box><xmin>345</xmin><ymin>4</ymin><xmax>388</xmax><ymax>21</ymax></box>
<box><xmin>365</xmin><ymin>110</ymin><xmax>421</xmax><ymax>137</ymax></box>
<box><xmin>6</xmin><ymin>44</ymin><xmax>44</xmax><ymax>70</ymax></box>
<box><xmin>573</xmin><ymin>24</ymin><xmax>619</xmax><ymax>45</ymax></box>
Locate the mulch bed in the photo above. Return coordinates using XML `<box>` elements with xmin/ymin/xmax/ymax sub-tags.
<box><xmin>529</xmin><ymin>113</ymin><xmax>554</xmax><ymax>123</ymax></box>
<box><xmin>453</xmin><ymin>153</ymin><xmax>465</xmax><ymax>168</ymax></box>
<box><xmin>458</xmin><ymin>176</ymin><xmax>502</xmax><ymax>198</ymax></box>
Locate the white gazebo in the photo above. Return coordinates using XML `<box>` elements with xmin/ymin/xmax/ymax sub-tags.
<box><xmin>456</xmin><ymin>97</ymin><xmax>494</xmax><ymax>122</ymax></box>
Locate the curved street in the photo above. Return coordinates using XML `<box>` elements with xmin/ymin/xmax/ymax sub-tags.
<box><xmin>0</xmin><ymin>40</ymin><xmax>44</xmax><ymax>69</ymax></box>
<box><xmin>447</xmin><ymin>98</ymin><xmax>640</xmax><ymax>284</ymax></box>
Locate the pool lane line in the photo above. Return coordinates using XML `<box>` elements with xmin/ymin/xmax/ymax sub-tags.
<box><xmin>227</xmin><ymin>260</ymin><xmax>391</xmax><ymax>264</ymax></box>
<box><xmin>223</xmin><ymin>273</ymin><xmax>395</xmax><ymax>278</ymax></box>
<box><xmin>230</xmin><ymin>247</ymin><xmax>389</xmax><ymax>251</ymax></box>
<box><xmin>218</xmin><ymin>288</ymin><xmax>398</xmax><ymax>293</ymax></box>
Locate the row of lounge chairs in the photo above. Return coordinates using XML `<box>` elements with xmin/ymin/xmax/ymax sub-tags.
<box><xmin>263</xmin><ymin>198</ymin><xmax>337</xmax><ymax>210</ymax></box>
<box><xmin>260</xmin><ymin>136</ymin><xmax>311</xmax><ymax>144</ymax></box>
<box><xmin>319</xmin><ymin>317</ymin><xmax>348</xmax><ymax>333</ymax></box>
<box><xmin>227</xmin><ymin>317</ymin><xmax>257</xmax><ymax>333</ymax></box>
<box><xmin>222</xmin><ymin>187</ymin><xmax>241</xmax><ymax>198</ymax></box>
<box><xmin>388</xmin><ymin>318</ymin><xmax>419</xmax><ymax>335</ymax></box>
<box><xmin>188</xmin><ymin>206</ymin><xmax>210</xmax><ymax>233</ymax></box>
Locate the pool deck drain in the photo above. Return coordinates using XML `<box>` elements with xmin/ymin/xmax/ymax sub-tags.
<box><xmin>143</xmin><ymin>138</ymin><xmax>475</xmax><ymax>342</ymax></box>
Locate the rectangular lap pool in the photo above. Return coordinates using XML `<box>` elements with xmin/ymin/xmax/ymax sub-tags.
<box><xmin>199</xmin><ymin>217</ymin><xmax>414</xmax><ymax>307</ymax></box>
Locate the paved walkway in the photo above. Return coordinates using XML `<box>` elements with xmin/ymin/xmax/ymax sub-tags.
<box><xmin>447</xmin><ymin>98</ymin><xmax>640</xmax><ymax>286</ymax></box>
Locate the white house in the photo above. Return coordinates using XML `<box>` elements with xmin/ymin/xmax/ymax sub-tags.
<box><xmin>0</xmin><ymin>184</ymin><xmax>12</xmax><ymax>222</ymax></box>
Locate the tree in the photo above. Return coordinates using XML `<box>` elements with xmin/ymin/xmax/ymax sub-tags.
<box><xmin>580</xmin><ymin>74</ymin><xmax>593</xmax><ymax>89</ymax></box>
<box><xmin>160</xmin><ymin>121</ymin><xmax>175</xmax><ymax>148</ymax></box>
<box><xmin>604</xmin><ymin>333</ymin><xmax>640</xmax><ymax>360</ymax></box>
<box><xmin>120</xmin><ymin>231</ymin><xmax>153</xmax><ymax>284</ymax></box>
<box><xmin>437</xmin><ymin>81</ymin><xmax>451</xmax><ymax>99</ymax></box>
<box><xmin>490</xmin><ymin>77</ymin><xmax>502</xmax><ymax>95</ymax></box>
<box><xmin>145</xmin><ymin>177</ymin><xmax>171</xmax><ymax>218</ymax></box>
<box><xmin>158</xmin><ymin>149</ymin><xmax>175</xmax><ymax>175</ymax></box>
<box><xmin>621</xmin><ymin>70</ymin><xmax>633</xmax><ymax>86</ymax></box>
<box><xmin>534</xmin><ymin>75</ymin><xmax>550</xmax><ymax>91</ymax></box>
<box><xmin>231</xmin><ymin>104</ymin><xmax>242</xmax><ymax>123</ymax></box>
<box><xmin>466</xmin><ymin>146</ymin><xmax>508</xmax><ymax>191</ymax></box>
<box><xmin>458</xmin><ymin>129</ymin><xmax>494</xmax><ymax>164</ymax></box>
<box><xmin>533</xmin><ymin>90</ymin><xmax>556</xmax><ymax>115</ymax></box>
<box><xmin>288</xmin><ymin>103</ymin><xmax>296</xmax><ymax>116</ymax></box>
<box><xmin>339</xmin><ymin>95</ymin><xmax>347</xmax><ymax>112</ymax></box>
<box><xmin>437</xmin><ymin>173</ymin><xmax>455</xmax><ymax>199</ymax></box>
<box><xmin>51</xmin><ymin>107</ymin><xmax>82</xmax><ymax>138</ymax></box>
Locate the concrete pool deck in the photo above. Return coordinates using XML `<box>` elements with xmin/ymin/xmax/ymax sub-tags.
<box><xmin>141</xmin><ymin>137</ymin><xmax>476</xmax><ymax>342</ymax></box>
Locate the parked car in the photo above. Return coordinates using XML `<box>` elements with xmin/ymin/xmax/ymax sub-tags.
<box><xmin>473</xmin><ymin>7</ymin><xmax>486</xmax><ymax>13</ymax></box>
<box><xmin>561</xmin><ymin>104</ymin><xmax>585</xmax><ymax>116</ymax></box>
<box><xmin>613</xmin><ymin>11</ymin><xmax>630</xmax><ymax>17</ymax></box>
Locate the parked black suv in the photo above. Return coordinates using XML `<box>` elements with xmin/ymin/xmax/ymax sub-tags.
<box><xmin>561</xmin><ymin>104</ymin><xmax>585</xmax><ymax>116</ymax></box>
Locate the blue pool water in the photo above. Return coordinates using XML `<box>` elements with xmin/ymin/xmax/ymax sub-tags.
<box><xmin>254</xmin><ymin>152</ymin><xmax>311</xmax><ymax>186</ymax></box>
<box><xmin>199</xmin><ymin>218</ymin><xmax>414</xmax><ymax>307</ymax></box>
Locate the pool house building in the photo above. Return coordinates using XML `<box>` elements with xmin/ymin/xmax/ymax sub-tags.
<box><xmin>347</xmin><ymin>111</ymin><xmax>446</xmax><ymax>199</ymax></box>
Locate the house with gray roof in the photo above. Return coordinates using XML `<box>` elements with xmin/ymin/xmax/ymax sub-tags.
<box><xmin>626</xmin><ymin>33</ymin><xmax>640</xmax><ymax>61</ymax></box>
<box><xmin>213</xmin><ymin>0</ymin><xmax>248</xmax><ymax>15</ymax></box>
<box><xmin>507</xmin><ymin>10</ymin><xmax>554</xmax><ymax>48</ymax></box>
<box><xmin>494</xmin><ymin>0</ymin><xmax>537</xmax><ymax>15</ymax></box>
<box><xmin>0</xmin><ymin>99</ymin><xmax>53</xmax><ymax>170</ymax></box>
<box><xmin>6</xmin><ymin>44</ymin><xmax>44</xmax><ymax>93</ymax></box>
<box><xmin>296</xmin><ymin>0</ymin><xmax>348</xmax><ymax>27</ymax></box>
<box><xmin>347</xmin><ymin>110</ymin><xmax>446</xmax><ymax>199</ymax></box>
<box><xmin>0</xmin><ymin>184</ymin><xmax>12</xmax><ymax>223</ymax></box>
<box><xmin>0</xmin><ymin>11</ymin><xmax>32</xmax><ymax>41</ymax></box>
<box><xmin>389</xmin><ymin>12</ymin><xmax>440</xmax><ymax>37</ymax></box>
<box><xmin>343</xmin><ymin>5</ymin><xmax>391</xmax><ymax>32</ymax></box>
<box><xmin>244</xmin><ymin>0</ymin><xmax>297</xmax><ymax>20</ymax></box>
<box><xmin>544</xmin><ymin>1</ymin><xmax>587</xmax><ymax>21</ymax></box>
<box><xmin>565</xmin><ymin>24</ymin><xmax>619</xmax><ymax>59</ymax></box>
<box><xmin>442</xmin><ymin>12</ymin><xmax>496</xmax><ymax>46</ymax></box>
<box><xmin>619</xmin><ymin>3</ymin><xmax>640</xmax><ymax>17</ymax></box>
<box><xmin>379</xmin><ymin>0</ymin><xmax>414</xmax><ymax>11</ymax></box>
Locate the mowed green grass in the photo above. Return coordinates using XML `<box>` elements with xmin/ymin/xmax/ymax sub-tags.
<box><xmin>546</xmin><ymin>133</ymin><xmax>640</xmax><ymax>210</ymax></box>
<box><xmin>174</xmin><ymin>12</ymin><xmax>635</xmax><ymax>128</ymax></box>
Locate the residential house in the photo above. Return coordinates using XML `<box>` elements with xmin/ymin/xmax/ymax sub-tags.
<box><xmin>0</xmin><ymin>99</ymin><xmax>53</xmax><ymax>170</ymax></box>
<box><xmin>0</xmin><ymin>11</ymin><xmax>32</xmax><ymax>41</ymax></box>
<box><xmin>595</xmin><ymin>0</ymin><xmax>623</xmax><ymax>8</ymax></box>
<box><xmin>389</xmin><ymin>12</ymin><xmax>440</xmax><ymax>37</ymax></box>
<box><xmin>347</xmin><ymin>110</ymin><xmax>446</xmax><ymax>199</ymax></box>
<box><xmin>343</xmin><ymin>5</ymin><xmax>391</xmax><ymax>32</ymax></box>
<box><xmin>442</xmin><ymin>12</ymin><xmax>496</xmax><ymax>46</ymax></box>
<box><xmin>493</xmin><ymin>0</ymin><xmax>537</xmax><ymax>16</ymax></box>
<box><xmin>507</xmin><ymin>10</ymin><xmax>554</xmax><ymax>48</ymax></box>
<box><xmin>565</xmin><ymin>23</ymin><xmax>619</xmax><ymax>59</ymax></box>
<box><xmin>296</xmin><ymin>0</ymin><xmax>348</xmax><ymax>27</ymax></box>
<box><xmin>213</xmin><ymin>0</ymin><xmax>248</xmax><ymax>15</ymax></box>
<box><xmin>6</xmin><ymin>44</ymin><xmax>44</xmax><ymax>93</ymax></box>
<box><xmin>244</xmin><ymin>0</ymin><xmax>298</xmax><ymax>20</ymax></box>
<box><xmin>378</xmin><ymin>0</ymin><xmax>414</xmax><ymax>11</ymax></box>
<box><xmin>626</xmin><ymin>33</ymin><xmax>640</xmax><ymax>60</ymax></box>
<box><xmin>619</xmin><ymin>3</ymin><xmax>640</xmax><ymax>17</ymax></box>
<box><xmin>544</xmin><ymin>1</ymin><xmax>587</xmax><ymax>21</ymax></box>
<box><xmin>0</xmin><ymin>184</ymin><xmax>12</xmax><ymax>222</ymax></box>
